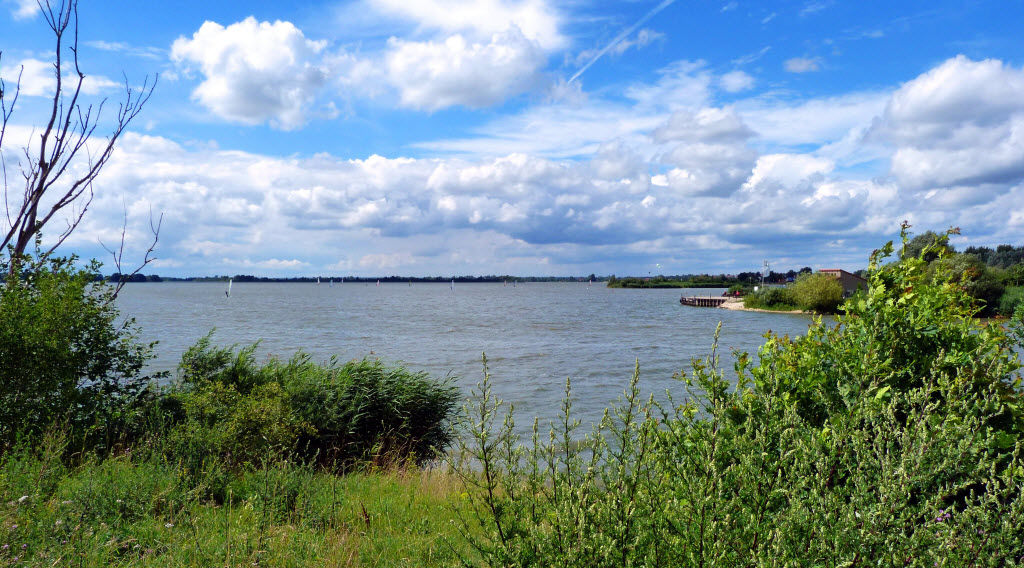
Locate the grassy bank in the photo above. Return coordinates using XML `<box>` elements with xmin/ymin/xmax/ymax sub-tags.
<box><xmin>0</xmin><ymin>436</ymin><xmax>467</xmax><ymax>567</ymax></box>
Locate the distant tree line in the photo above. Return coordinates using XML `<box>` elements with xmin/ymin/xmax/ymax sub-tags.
<box><xmin>107</xmin><ymin>272</ymin><xmax>163</xmax><ymax>283</ymax></box>
<box><xmin>105</xmin><ymin>274</ymin><xmax>608</xmax><ymax>284</ymax></box>
<box><xmin>607</xmin><ymin>267</ymin><xmax>818</xmax><ymax>289</ymax></box>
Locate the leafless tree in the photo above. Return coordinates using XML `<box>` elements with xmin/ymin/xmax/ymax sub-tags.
<box><xmin>1</xmin><ymin>0</ymin><xmax>157</xmax><ymax>275</ymax></box>
<box><xmin>101</xmin><ymin>200</ymin><xmax>162</xmax><ymax>298</ymax></box>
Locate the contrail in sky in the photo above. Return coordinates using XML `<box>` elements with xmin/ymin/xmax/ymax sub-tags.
<box><xmin>569</xmin><ymin>0</ymin><xmax>678</xmax><ymax>84</ymax></box>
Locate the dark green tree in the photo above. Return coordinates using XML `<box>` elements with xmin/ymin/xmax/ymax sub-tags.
<box><xmin>900</xmin><ymin>229</ymin><xmax>955</xmax><ymax>262</ymax></box>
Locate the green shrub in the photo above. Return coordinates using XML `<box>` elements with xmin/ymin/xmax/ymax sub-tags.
<box><xmin>928</xmin><ymin>252</ymin><xmax>1006</xmax><ymax>317</ymax></box>
<box><xmin>0</xmin><ymin>253</ymin><xmax>159</xmax><ymax>454</ymax></box>
<box><xmin>788</xmin><ymin>271</ymin><xmax>844</xmax><ymax>313</ymax></box>
<box><xmin>726</xmin><ymin>283</ymin><xmax>751</xmax><ymax>295</ymax></box>
<box><xmin>743</xmin><ymin>285</ymin><xmax>796</xmax><ymax>310</ymax></box>
<box><xmin>160</xmin><ymin>336</ymin><xmax>461</xmax><ymax>471</ymax></box>
<box><xmin>998</xmin><ymin>286</ymin><xmax>1024</xmax><ymax>317</ymax></box>
<box><xmin>453</xmin><ymin>225</ymin><xmax>1024</xmax><ymax>566</ymax></box>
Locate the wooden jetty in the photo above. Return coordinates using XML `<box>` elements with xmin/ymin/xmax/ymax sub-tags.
<box><xmin>679</xmin><ymin>296</ymin><xmax>728</xmax><ymax>307</ymax></box>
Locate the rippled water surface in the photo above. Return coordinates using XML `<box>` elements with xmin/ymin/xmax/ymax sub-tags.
<box><xmin>116</xmin><ymin>282</ymin><xmax>824</xmax><ymax>432</ymax></box>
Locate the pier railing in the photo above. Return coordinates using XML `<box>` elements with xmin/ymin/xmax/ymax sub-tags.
<box><xmin>679</xmin><ymin>296</ymin><xmax>728</xmax><ymax>307</ymax></box>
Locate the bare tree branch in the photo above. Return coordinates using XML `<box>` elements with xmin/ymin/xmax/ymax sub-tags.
<box><xmin>1</xmin><ymin>0</ymin><xmax>158</xmax><ymax>274</ymax></box>
<box><xmin>1</xmin><ymin>55</ymin><xmax>24</xmax><ymax>233</ymax></box>
<box><xmin>101</xmin><ymin>203</ymin><xmax>162</xmax><ymax>301</ymax></box>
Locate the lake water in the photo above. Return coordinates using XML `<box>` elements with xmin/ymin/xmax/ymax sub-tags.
<box><xmin>115</xmin><ymin>282</ymin><xmax>825</xmax><ymax>434</ymax></box>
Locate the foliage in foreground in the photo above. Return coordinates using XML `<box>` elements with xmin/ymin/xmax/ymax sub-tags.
<box><xmin>156</xmin><ymin>337</ymin><xmax>462</xmax><ymax>471</ymax></box>
<box><xmin>0</xmin><ymin>430</ymin><xmax>464</xmax><ymax>567</ymax></box>
<box><xmin>0</xmin><ymin>252</ymin><xmax>159</xmax><ymax>455</ymax></box>
<box><xmin>453</xmin><ymin>226</ymin><xmax>1024</xmax><ymax>566</ymax></box>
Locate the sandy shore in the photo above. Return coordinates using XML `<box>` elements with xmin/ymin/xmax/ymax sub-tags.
<box><xmin>717</xmin><ymin>297</ymin><xmax>807</xmax><ymax>314</ymax></box>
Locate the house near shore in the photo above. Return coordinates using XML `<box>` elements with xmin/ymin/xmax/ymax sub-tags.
<box><xmin>819</xmin><ymin>269</ymin><xmax>868</xmax><ymax>297</ymax></box>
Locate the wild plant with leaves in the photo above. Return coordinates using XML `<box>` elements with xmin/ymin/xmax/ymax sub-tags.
<box><xmin>0</xmin><ymin>251</ymin><xmax>160</xmax><ymax>455</ymax></box>
<box><xmin>452</xmin><ymin>224</ymin><xmax>1024</xmax><ymax>566</ymax></box>
<box><xmin>157</xmin><ymin>336</ymin><xmax>462</xmax><ymax>473</ymax></box>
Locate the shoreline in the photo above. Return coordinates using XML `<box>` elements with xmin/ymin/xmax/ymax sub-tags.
<box><xmin>716</xmin><ymin>297</ymin><xmax>808</xmax><ymax>315</ymax></box>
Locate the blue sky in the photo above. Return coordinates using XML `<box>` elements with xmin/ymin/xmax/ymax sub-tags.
<box><xmin>3</xmin><ymin>0</ymin><xmax>1024</xmax><ymax>277</ymax></box>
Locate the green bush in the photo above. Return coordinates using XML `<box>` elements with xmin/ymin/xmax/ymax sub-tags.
<box><xmin>453</xmin><ymin>225</ymin><xmax>1024</xmax><ymax>566</ymax></box>
<box><xmin>998</xmin><ymin>286</ymin><xmax>1024</xmax><ymax>318</ymax></box>
<box><xmin>743</xmin><ymin>285</ymin><xmax>796</xmax><ymax>310</ymax></box>
<box><xmin>0</xmin><ymin>253</ymin><xmax>159</xmax><ymax>454</ymax></box>
<box><xmin>726</xmin><ymin>283</ymin><xmax>752</xmax><ymax>295</ymax></box>
<box><xmin>159</xmin><ymin>336</ymin><xmax>461</xmax><ymax>471</ymax></box>
<box><xmin>928</xmin><ymin>253</ymin><xmax>1006</xmax><ymax>317</ymax></box>
<box><xmin>788</xmin><ymin>271</ymin><xmax>844</xmax><ymax>313</ymax></box>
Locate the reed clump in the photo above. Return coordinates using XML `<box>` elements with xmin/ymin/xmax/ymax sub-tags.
<box><xmin>157</xmin><ymin>335</ymin><xmax>462</xmax><ymax>473</ymax></box>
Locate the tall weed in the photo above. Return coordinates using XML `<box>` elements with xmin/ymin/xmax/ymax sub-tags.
<box><xmin>453</xmin><ymin>225</ymin><xmax>1024</xmax><ymax>566</ymax></box>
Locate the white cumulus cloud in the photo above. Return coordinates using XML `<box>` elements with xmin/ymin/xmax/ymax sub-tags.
<box><xmin>385</xmin><ymin>27</ymin><xmax>545</xmax><ymax>110</ymax></box>
<box><xmin>650</xmin><ymin>108</ymin><xmax>758</xmax><ymax>197</ymax></box>
<box><xmin>170</xmin><ymin>17</ymin><xmax>329</xmax><ymax>130</ymax></box>
<box><xmin>368</xmin><ymin>0</ymin><xmax>565</xmax><ymax>50</ymax></box>
<box><xmin>872</xmin><ymin>55</ymin><xmax>1024</xmax><ymax>194</ymax></box>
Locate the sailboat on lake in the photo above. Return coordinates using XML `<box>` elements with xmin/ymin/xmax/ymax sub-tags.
<box><xmin>225</xmin><ymin>278</ymin><xmax>232</xmax><ymax>298</ymax></box>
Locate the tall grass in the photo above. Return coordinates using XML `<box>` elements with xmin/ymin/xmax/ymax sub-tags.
<box><xmin>0</xmin><ymin>429</ymin><xmax>468</xmax><ymax>567</ymax></box>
